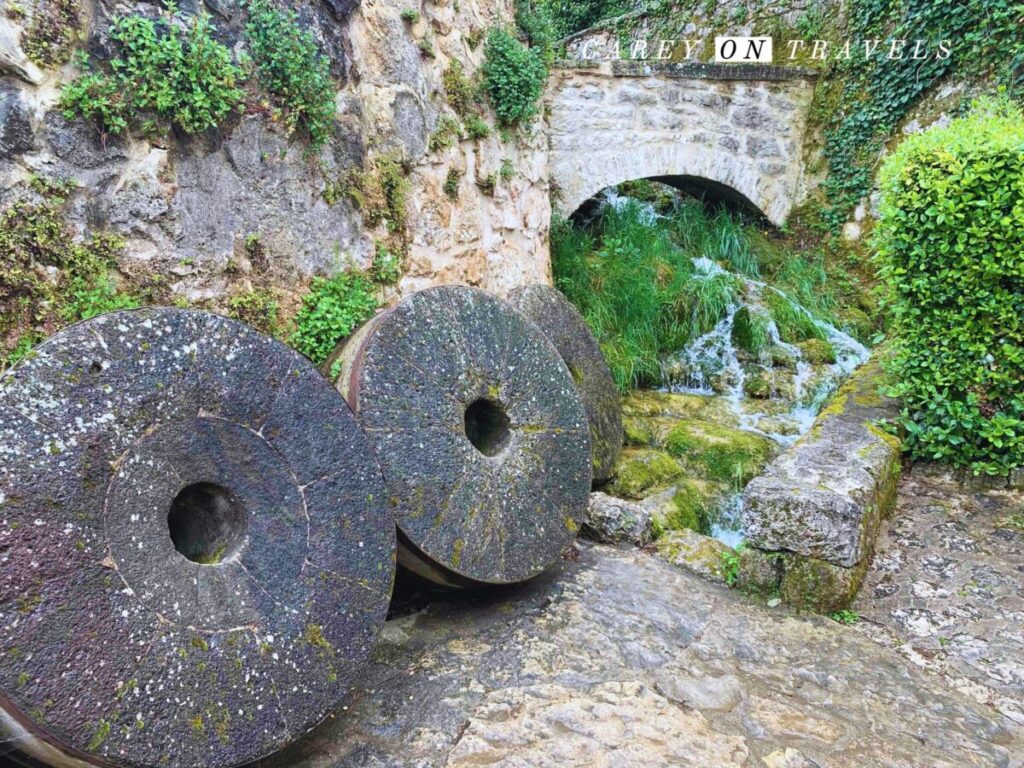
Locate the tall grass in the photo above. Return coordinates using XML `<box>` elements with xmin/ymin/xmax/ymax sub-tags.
<box><xmin>552</xmin><ymin>187</ymin><xmax>848</xmax><ymax>391</ymax></box>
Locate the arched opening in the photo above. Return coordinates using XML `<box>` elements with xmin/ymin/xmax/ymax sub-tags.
<box><xmin>568</xmin><ymin>176</ymin><xmax>769</xmax><ymax>227</ymax></box>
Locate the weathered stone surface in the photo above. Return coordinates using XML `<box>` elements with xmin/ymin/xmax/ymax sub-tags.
<box><xmin>509</xmin><ymin>284</ymin><xmax>624</xmax><ymax>482</ymax></box>
<box><xmin>656</xmin><ymin>528</ymin><xmax>732</xmax><ymax>584</ymax></box>
<box><xmin>0</xmin><ymin>83</ymin><xmax>34</xmax><ymax>160</ymax></box>
<box><xmin>742</xmin><ymin>356</ymin><xmax>902</xmax><ymax>568</ymax></box>
<box><xmin>255</xmin><ymin>544</ymin><xmax>1021</xmax><ymax>768</ymax></box>
<box><xmin>606</xmin><ymin>448</ymin><xmax>684</xmax><ymax>499</ymax></box>
<box><xmin>0</xmin><ymin>309</ymin><xmax>395</xmax><ymax>768</ymax></box>
<box><xmin>855</xmin><ymin>465</ymin><xmax>1024</xmax><ymax>726</ymax></box>
<box><xmin>583</xmin><ymin>492</ymin><xmax>653</xmax><ymax>545</ymax></box>
<box><xmin>332</xmin><ymin>286</ymin><xmax>592</xmax><ymax>587</ymax></box>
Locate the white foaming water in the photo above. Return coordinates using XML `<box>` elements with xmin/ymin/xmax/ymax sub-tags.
<box><xmin>660</xmin><ymin>259</ymin><xmax>870</xmax><ymax>546</ymax></box>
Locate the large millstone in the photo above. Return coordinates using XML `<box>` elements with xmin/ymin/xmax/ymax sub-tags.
<box><xmin>0</xmin><ymin>309</ymin><xmax>395</xmax><ymax>768</ymax></box>
<box><xmin>509</xmin><ymin>284</ymin><xmax>623</xmax><ymax>483</ymax></box>
<box><xmin>329</xmin><ymin>286</ymin><xmax>592</xmax><ymax>587</ymax></box>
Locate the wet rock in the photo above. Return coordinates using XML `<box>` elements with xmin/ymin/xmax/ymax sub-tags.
<box><xmin>0</xmin><ymin>309</ymin><xmax>395</xmax><ymax>768</ymax></box>
<box><xmin>584</xmin><ymin>492</ymin><xmax>653</xmax><ymax>545</ymax></box>
<box><xmin>330</xmin><ymin>286</ymin><xmax>592</xmax><ymax>587</ymax></box>
<box><xmin>510</xmin><ymin>284</ymin><xmax>624</xmax><ymax>483</ymax></box>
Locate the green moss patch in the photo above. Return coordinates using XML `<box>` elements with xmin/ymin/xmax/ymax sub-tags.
<box><xmin>664</xmin><ymin>420</ymin><xmax>776</xmax><ymax>486</ymax></box>
<box><xmin>798</xmin><ymin>338</ymin><xmax>837</xmax><ymax>366</ymax></box>
<box><xmin>651</xmin><ymin>478</ymin><xmax>726</xmax><ymax>538</ymax></box>
<box><xmin>606</xmin><ymin>449</ymin><xmax>684</xmax><ymax>500</ymax></box>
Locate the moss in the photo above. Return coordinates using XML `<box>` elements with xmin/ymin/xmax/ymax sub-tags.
<box><xmin>87</xmin><ymin>720</ymin><xmax>111</xmax><ymax>751</ymax></box>
<box><xmin>620</xmin><ymin>390</ymin><xmax>733</xmax><ymax>422</ymax></box>
<box><xmin>742</xmin><ymin>369</ymin><xmax>773</xmax><ymax>399</ymax></box>
<box><xmin>606</xmin><ymin>449</ymin><xmax>684</xmax><ymax>500</ymax></box>
<box><xmin>225</xmin><ymin>290</ymin><xmax>280</xmax><ymax>337</ymax></box>
<box><xmin>622</xmin><ymin>416</ymin><xmax>657</xmax><ymax>448</ymax></box>
<box><xmin>778</xmin><ymin>554</ymin><xmax>868</xmax><ymax>613</ymax></box>
<box><xmin>656</xmin><ymin>478</ymin><xmax>723</xmax><ymax>536</ymax></box>
<box><xmin>664</xmin><ymin>420</ymin><xmax>776</xmax><ymax>485</ymax></box>
<box><xmin>798</xmin><ymin>338</ymin><xmax>837</xmax><ymax>365</ymax></box>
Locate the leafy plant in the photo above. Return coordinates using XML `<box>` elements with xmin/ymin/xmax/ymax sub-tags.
<box><xmin>429</xmin><ymin>116</ymin><xmax>463</xmax><ymax>153</ymax></box>
<box><xmin>829</xmin><ymin>609</ymin><xmax>859</xmax><ymax>625</ymax></box>
<box><xmin>370</xmin><ymin>243</ymin><xmax>404</xmax><ymax>285</ymax></box>
<box><xmin>443</xmin><ymin>168</ymin><xmax>462</xmax><ymax>199</ymax></box>
<box><xmin>720</xmin><ymin>546</ymin><xmax>742</xmax><ymax>587</ymax></box>
<box><xmin>875</xmin><ymin>97</ymin><xmax>1024</xmax><ymax>476</ymax></box>
<box><xmin>400</xmin><ymin>9</ymin><xmax>420</xmax><ymax>24</ymax></box>
<box><xmin>60</xmin><ymin>11</ymin><xmax>244</xmax><ymax>138</ymax></box>
<box><xmin>817</xmin><ymin>0</ymin><xmax>1024</xmax><ymax>229</ymax></box>
<box><xmin>482</xmin><ymin>28</ymin><xmax>548</xmax><ymax>127</ymax></box>
<box><xmin>242</xmin><ymin>0</ymin><xmax>337</xmax><ymax>149</ymax></box>
<box><xmin>290</xmin><ymin>271</ymin><xmax>379</xmax><ymax>366</ymax></box>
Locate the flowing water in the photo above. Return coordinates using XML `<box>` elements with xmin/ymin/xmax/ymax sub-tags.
<box><xmin>599</xmin><ymin>189</ymin><xmax>871</xmax><ymax>546</ymax></box>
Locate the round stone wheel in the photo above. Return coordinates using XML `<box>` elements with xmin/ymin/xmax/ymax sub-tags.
<box><xmin>327</xmin><ymin>286</ymin><xmax>592</xmax><ymax>587</ymax></box>
<box><xmin>0</xmin><ymin>309</ymin><xmax>395</xmax><ymax>768</ymax></box>
<box><xmin>508</xmin><ymin>284</ymin><xmax>624</xmax><ymax>483</ymax></box>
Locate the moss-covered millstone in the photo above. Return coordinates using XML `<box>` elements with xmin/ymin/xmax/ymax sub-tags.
<box><xmin>0</xmin><ymin>309</ymin><xmax>395</xmax><ymax>768</ymax></box>
<box><xmin>331</xmin><ymin>286</ymin><xmax>591</xmax><ymax>587</ymax></box>
<box><xmin>509</xmin><ymin>284</ymin><xmax>623</xmax><ymax>483</ymax></box>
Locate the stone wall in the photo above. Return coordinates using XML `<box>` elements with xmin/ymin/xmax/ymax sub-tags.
<box><xmin>547</xmin><ymin>62</ymin><xmax>816</xmax><ymax>225</ymax></box>
<box><xmin>0</xmin><ymin>0</ymin><xmax>551</xmax><ymax>310</ymax></box>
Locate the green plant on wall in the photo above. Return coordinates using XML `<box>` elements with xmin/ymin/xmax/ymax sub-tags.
<box><xmin>23</xmin><ymin>0</ymin><xmax>81</xmax><ymax>68</ymax></box>
<box><xmin>482</xmin><ymin>27</ymin><xmax>548</xmax><ymax>127</ymax></box>
<box><xmin>875</xmin><ymin>96</ymin><xmax>1024</xmax><ymax>475</ymax></box>
<box><xmin>242</xmin><ymin>0</ymin><xmax>338</xmax><ymax>149</ymax></box>
<box><xmin>290</xmin><ymin>271</ymin><xmax>379</xmax><ymax>366</ymax></box>
<box><xmin>1</xmin><ymin>177</ymin><xmax>139</xmax><ymax>372</ymax></box>
<box><xmin>60</xmin><ymin>11</ymin><xmax>244</xmax><ymax>138</ymax></box>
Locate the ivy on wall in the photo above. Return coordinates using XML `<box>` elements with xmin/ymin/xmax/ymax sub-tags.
<box><xmin>818</xmin><ymin>0</ymin><xmax>1024</xmax><ymax>229</ymax></box>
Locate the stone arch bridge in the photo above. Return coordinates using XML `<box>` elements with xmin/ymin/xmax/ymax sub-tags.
<box><xmin>547</xmin><ymin>62</ymin><xmax>818</xmax><ymax>226</ymax></box>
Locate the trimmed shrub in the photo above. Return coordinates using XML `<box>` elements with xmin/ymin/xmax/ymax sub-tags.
<box><xmin>482</xmin><ymin>28</ymin><xmax>547</xmax><ymax>127</ymax></box>
<box><xmin>875</xmin><ymin>97</ymin><xmax>1024</xmax><ymax>475</ymax></box>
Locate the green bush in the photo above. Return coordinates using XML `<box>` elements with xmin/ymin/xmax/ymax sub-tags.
<box><xmin>875</xmin><ymin>97</ymin><xmax>1024</xmax><ymax>475</ymax></box>
<box><xmin>291</xmin><ymin>271</ymin><xmax>379</xmax><ymax>366</ymax></box>
<box><xmin>482</xmin><ymin>28</ymin><xmax>547</xmax><ymax>127</ymax></box>
<box><xmin>243</xmin><ymin>0</ymin><xmax>337</xmax><ymax>149</ymax></box>
<box><xmin>60</xmin><ymin>12</ymin><xmax>244</xmax><ymax>137</ymax></box>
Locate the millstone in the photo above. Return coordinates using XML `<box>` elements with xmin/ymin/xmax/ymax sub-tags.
<box><xmin>328</xmin><ymin>286</ymin><xmax>592</xmax><ymax>587</ymax></box>
<box><xmin>508</xmin><ymin>284</ymin><xmax>624</xmax><ymax>483</ymax></box>
<box><xmin>0</xmin><ymin>309</ymin><xmax>395</xmax><ymax>768</ymax></box>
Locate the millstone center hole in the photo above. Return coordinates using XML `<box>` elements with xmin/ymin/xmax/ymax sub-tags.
<box><xmin>464</xmin><ymin>398</ymin><xmax>512</xmax><ymax>457</ymax></box>
<box><xmin>168</xmin><ymin>482</ymin><xmax>248</xmax><ymax>565</ymax></box>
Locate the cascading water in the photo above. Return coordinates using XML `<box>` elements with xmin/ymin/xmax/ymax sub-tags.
<box><xmin>599</xmin><ymin>194</ymin><xmax>872</xmax><ymax>547</ymax></box>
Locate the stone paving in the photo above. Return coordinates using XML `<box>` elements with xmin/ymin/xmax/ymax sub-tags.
<box><xmin>259</xmin><ymin>542</ymin><xmax>1021</xmax><ymax>768</ymax></box>
<box><xmin>854</xmin><ymin>465</ymin><xmax>1024</xmax><ymax>727</ymax></box>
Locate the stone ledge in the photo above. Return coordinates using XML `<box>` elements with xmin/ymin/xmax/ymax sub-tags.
<box><xmin>739</xmin><ymin>354</ymin><xmax>902</xmax><ymax>609</ymax></box>
<box><xmin>552</xmin><ymin>60</ymin><xmax>819</xmax><ymax>81</ymax></box>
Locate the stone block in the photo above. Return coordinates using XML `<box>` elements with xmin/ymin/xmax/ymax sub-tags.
<box><xmin>584</xmin><ymin>492</ymin><xmax>654</xmax><ymax>546</ymax></box>
<box><xmin>656</xmin><ymin>529</ymin><xmax>732</xmax><ymax>585</ymax></box>
<box><xmin>778</xmin><ymin>554</ymin><xmax>868</xmax><ymax>613</ymax></box>
<box><xmin>742</xmin><ymin>355</ymin><xmax>902</xmax><ymax>569</ymax></box>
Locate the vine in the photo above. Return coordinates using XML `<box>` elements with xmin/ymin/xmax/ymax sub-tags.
<box><xmin>818</xmin><ymin>0</ymin><xmax>1024</xmax><ymax>230</ymax></box>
